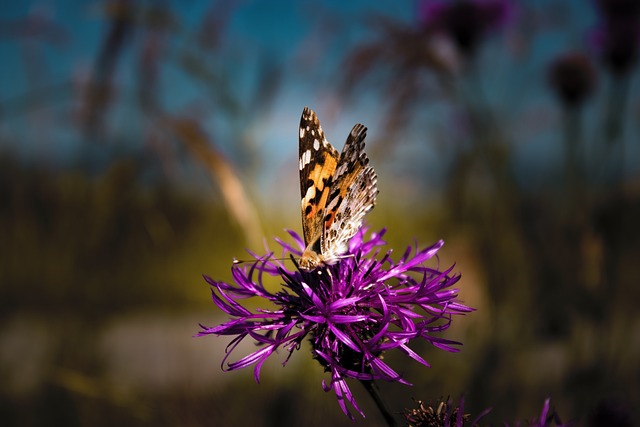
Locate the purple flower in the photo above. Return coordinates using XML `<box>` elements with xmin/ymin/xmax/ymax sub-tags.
<box><xmin>418</xmin><ymin>0</ymin><xmax>515</xmax><ymax>56</ymax></box>
<box><xmin>591</xmin><ymin>0</ymin><xmax>640</xmax><ymax>75</ymax></box>
<box><xmin>506</xmin><ymin>398</ymin><xmax>569</xmax><ymax>427</ymax></box>
<box><xmin>595</xmin><ymin>0</ymin><xmax>640</xmax><ymax>20</ymax></box>
<box><xmin>548</xmin><ymin>52</ymin><xmax>597</xmax><ymax>107</ymax></box>
<box><xmin>590</xmin><ymin>21</ymin><xmax>640</xmax><ymax>75</ymax></box>
<box><xmin>589</xmin><ymin>398</ymin><xmax>633</xmax><ymax>427</ymax></box>
<box><xmin>403</xmin><ymin>396</ymin><xmax>482</xmax><ymax>427</ymax></box>
<box><xmin>198</xmin><ymin>227</ymin><xmax>472</xmax><ymax>420</ymax></box>
<box><xmin>403</xmin><ymin>397</ymin><xmax>569</xmax><ymax>427</ymax></box>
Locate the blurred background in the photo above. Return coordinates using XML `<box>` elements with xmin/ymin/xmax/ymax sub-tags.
<box><xmin>1</xmin><ymin>0</ymin><xmax>639</xmax><ymax>425</ymax></box>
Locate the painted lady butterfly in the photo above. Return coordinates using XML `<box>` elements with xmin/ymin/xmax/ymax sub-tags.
<box><xmin>298</xmin><ymin>107</ymin><xmax>378</xmax><ymax>270</ymax></box>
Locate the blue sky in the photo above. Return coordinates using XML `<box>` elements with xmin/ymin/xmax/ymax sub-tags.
<box><xmin>0</xmin><ymin>1</ymin><xmax>409</xmax><ymax>159</ymax></box>
<box><xmin>1</xmin><ymin>0</ymin><xmax>637</xmax><ymax>204</ymax></box>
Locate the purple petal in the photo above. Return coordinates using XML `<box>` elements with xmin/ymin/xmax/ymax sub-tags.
<box><xmin>198</xmin><ymin>226</ymin><xmax>473</xmax><ymax>421</ymax></box>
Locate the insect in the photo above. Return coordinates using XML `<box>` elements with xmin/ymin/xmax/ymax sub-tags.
<box><xmin>298</xmin><ymin>107</ymin><xmax>378</xmax><ymax>270</ymax></box>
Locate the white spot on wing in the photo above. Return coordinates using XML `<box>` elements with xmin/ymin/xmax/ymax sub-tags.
<box><xmin>335</xmin><ymin>163</ymin><xmax>348</xmax><ymax>176</ymax></box>
<box><xmin>300</xmin><ymin>149</ymin><xmax>312</xmax><ymax>170</ymax></box>
<box><xmin>303</xmin><ymin>185</ymin><xmax>315</xmax><ymax>202</ymax></box>
<box><xmin>313</xmin><ymin>139</ymin><xmax>320</xmax><ymax>150</ymax></box>
<box><xmin>300</xmin><ymin>127</ymin><xmax>305</xmax><ymax>139</ymax></box>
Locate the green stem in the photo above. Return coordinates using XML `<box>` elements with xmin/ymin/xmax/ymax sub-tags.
<box><xmin>360</xmin><ymin>380</ymin><xmax>397</xmax><ymax>427</ymax></box>
<box><xmin>563</xmin><ymin>105</ymin><xmax>583</xmax><ymax>212</ymax></box>
<box><xmin>601</xmin><ymin>74</ymin><xmax>630</xmax><ymax>189</ymax></box>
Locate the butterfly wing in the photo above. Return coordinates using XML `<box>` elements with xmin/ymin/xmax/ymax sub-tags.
<box><xmin>299</xmin><ymin>107</ymin><xmax>339</xmax><ymax>251</ymax></box>
<box><xmin>320</xmin><ymin>123</ymin><xmax>378</xmax><ymax>259</ymax></box>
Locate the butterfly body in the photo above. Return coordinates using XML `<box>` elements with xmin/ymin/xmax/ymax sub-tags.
<box><xmin>298</xmin><ymin>107</ymin><xmax>378</xmax><ymax>271</ymax></box>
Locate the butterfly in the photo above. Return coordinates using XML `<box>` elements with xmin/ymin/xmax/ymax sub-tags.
<box><xmin>298</xmin><ymin>107</ymin><xmax>378</xmax><ymax>271</ymax></box>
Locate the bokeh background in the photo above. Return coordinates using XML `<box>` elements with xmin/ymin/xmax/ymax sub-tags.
<box><xmin>1</xmin><ymin>0</ymin><xmax>639</xmax><ymax>426</ymax></box>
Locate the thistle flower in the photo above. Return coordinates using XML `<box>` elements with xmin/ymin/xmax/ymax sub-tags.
<box><xmin>403</xmin><ymin>397</ymin><xmax>475</xmax><ymax>427</ymax></box>
<box><xmin>548</xmin><ymin>52</ymin><xmax>597</xmax><ymax>108</ymax></box>
<box><xmin>418</xmin><ymin>0</ymin><xmax>515</xmax><ymax>57</ymax></box>
<box><xmin>595</xmin><ymin>0</ymin><xmax>640</xmax><ymax>22</ymax></box>
<box><xmin>198</xmin><ymin>227</ymin><xmax>472</xmax><ymax>421</ymax></box>
<box><xmin>591</xmin><ymin>0</ymin><xmax>640</xmax><ymax>75</ymax></box>
<box><xmin>507</xmin><ymin>398</ymin><xmax>569</xmax><ymax>427</ymax></box>
<box><xmin>589</xmin><ymin>398</ymin><xmax>633</xmax><ymax>427</ymax></box>
<box><xmin>403</xmin><ymin>397</ymin><xmax>568</xmax><ymax>427</ymax></box>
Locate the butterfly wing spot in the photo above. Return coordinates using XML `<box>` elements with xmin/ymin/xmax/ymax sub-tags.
<box><xmin>300</xmin><ymin>149</ymin><xmax>312</xmax><ymax>171</ymax></box>
<box><xmin>323</xmin><ymin>209</ymin><xmax>336</xmax><ymax>228</ymax></box>
<box><xmin>302</xmin><ymin>185</ymin><xmax>316</xmax><ymax>215</ymax></box>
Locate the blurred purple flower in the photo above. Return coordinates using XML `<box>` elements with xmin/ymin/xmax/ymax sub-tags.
<box><xmin>548</xmin><ymin>52</ymin><xmax>597</xmax><ymax>107</ymax></box>
<box><xmin>506</xmin><ymin>398</ymin><xmax>569</xmax><ymax>427</ymax></box>
<box><xmin>595</xmin><ymin>0</ymin><xmax>640</xmax><ymax>20</ymax></box>
<box><xmin>198</xmin><ymin>227</ymin><xmax>472</xmax><ymax>420</ymax></box>
<box><xmin>418</xmin><ymin>0</ymin><xmax>515</xmax><ymax>56</ymax></box>
<box><xmin>590</xmin><ymin>21</ymin><xmax>640</xmax><ymax>75</ymax></box>
<box><xmin>403</xmin><ymin>396</ymin><xmax>482</xmax><ymax>427</ymax></box>
<box><xmin>591</xmin><ymin>0</ymin><xmax>640</xmax><ymax>75</ymax></box>
<box><xmin>589</xmin><ymin>398</ymin><xmax>633</xmax><ymax>427</ymax></box>
<box><xmin>403</xmin><ymin>397</ymin><xmax>568</xmax><ymax>426</ymax></box>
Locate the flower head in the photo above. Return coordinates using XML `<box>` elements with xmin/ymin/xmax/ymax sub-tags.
<box><xmin>591</xmin><ymin>0</ymin><xmax>640</xmax><ymax>75</ymax></box>
<box><xmin>595</xmin><ymin>0</ymin><xmax>640</xmax><ymax>20</ymax></box>
<box><xmin>548</xmin><ymin>52</ymin><xmax>597</xmax><ymax>108</ymax></box>
<box><xmin>418</xmin><ymin>0</ymin><xmax>515</xmax><ymax>57</ymax></box>
<box><xmin>590</xmin><ymin>21</ymin><xmax>640</xmax><ymax>75</ymax></box>
<box><xmin>198</xmin><ymin>227</ymin><xmax>472</xmax><ymax>420</ymax></box>
<box><xmin>402</xmin><ymin>397</ymin><xmax>570</xmax><ymax>427</ymax></box>
<box><xmin>589</xmin><ymin>398</ymin><xmax>633</xmax><ymax>427</ymax></box>
<box><xmin>403</xmin><ymin>397</ymin><xmax>474</xmax><ymax>427</ymax></box>
<box><xmin>506</xmin><ymin>398</ymin><xmax>569</xmax><ymax>427</ymax></box>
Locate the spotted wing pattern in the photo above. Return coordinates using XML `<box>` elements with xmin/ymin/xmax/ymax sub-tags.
<box><xmin>320</xmin><ymin>123</ymin><xmax>377</xmax><ymax>261</ymax></box>
<box><xmin>299</xmin><ymin>107</ymin><xmax>339</xmax><ymax>256</ymax></box>
<box><xmin>298</xmin><ymin>107</ymin><xmax>377</xmax><ymax>270</ymax></box>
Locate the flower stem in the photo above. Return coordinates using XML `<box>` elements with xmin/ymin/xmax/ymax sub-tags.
<box><xmin>360</xmin><ymin>380</ymin><xmax>397</xmax><ymax>427</ymax></box>
<box><xmin>600</xmin><ymin>73</ymin><xmax>629</xmax><ymax>190</ymax></box>
<box><xmin>562</xmin><ymin>104</ymin><xmax>583</xmax><ymax>212</ymax></box>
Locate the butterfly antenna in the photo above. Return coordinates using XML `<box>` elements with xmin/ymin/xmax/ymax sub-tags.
<box><xmin>290</xmin><ymin>254</ymin><xmax>301</xmax><ymax>269</ymax></box>
<box><xmin>232</xmin><ymin>256</ymin><xmax>295</xmax><ymax>265</ymax></box>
